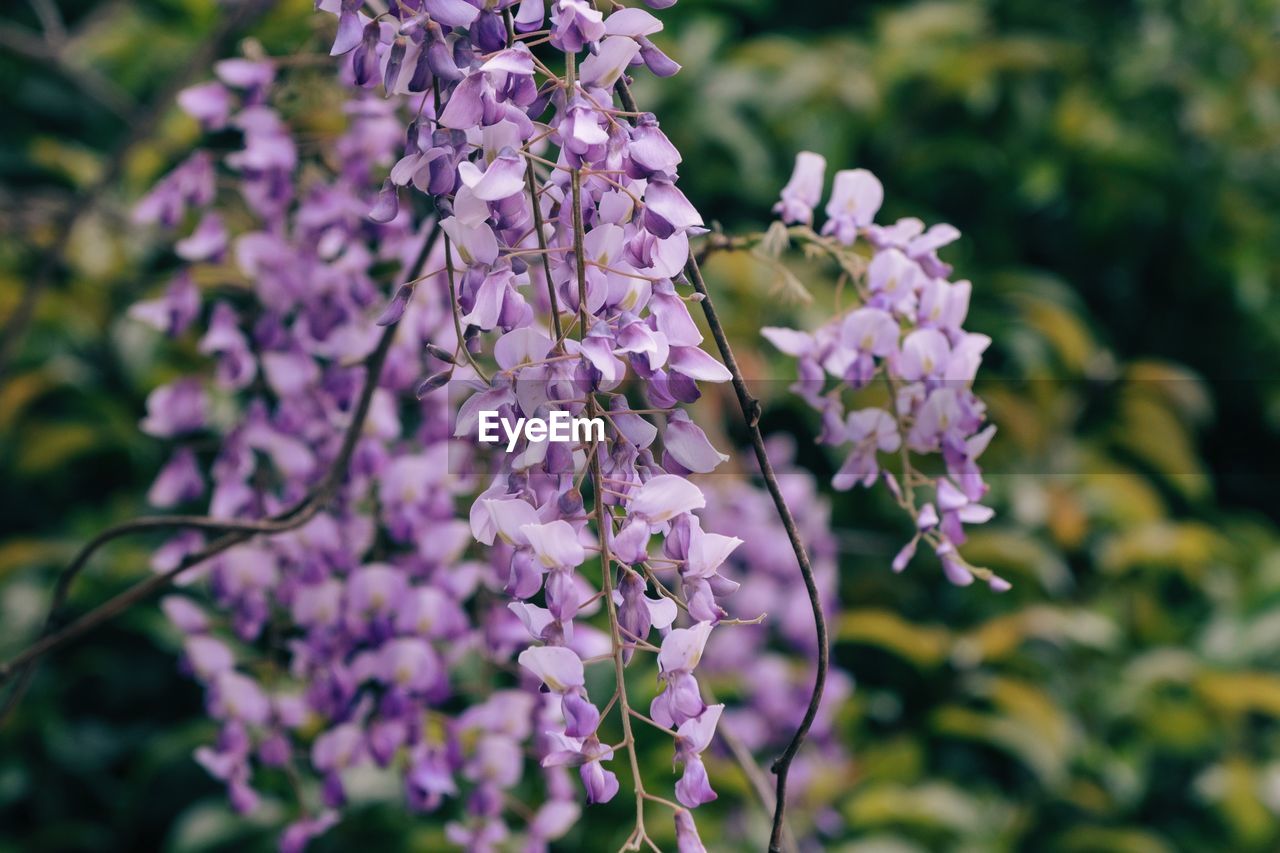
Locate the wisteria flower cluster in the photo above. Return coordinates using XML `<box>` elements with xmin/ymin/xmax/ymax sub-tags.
<box><xmin>116</xmin><ymin>0</ymin><xmax>854</xmax><ymax>850</ymax></box>
<box><xmin>132</xmin><ymin>54</ymin><xmax>542</xmax><ymax>850</ymax></box>
<box><xmin>763</xmin><ymin>153</ymin><xmax>1006</xmax><ymax>591</ymax></box>
<box><xmin>95</xmin><ymin>1</ymin><xmax>1012</xmax><ymax>849</ymax></box>
<box><xmin>324</xmin><ymin>0</ymin><xmax>749</xmax><ymax>846</ymax></box>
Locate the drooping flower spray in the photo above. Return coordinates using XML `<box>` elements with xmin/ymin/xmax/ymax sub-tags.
<box><xmin>328</xmin><ymin>1</ymin><xmax>750</xmax><ymax>846</ymax></box>
<box><xmin>0</xmin><ymin>4</ymin><xmax>1004</xmax><ymax>852</ymax></box>
<box><xmin>765</xmin><ymin>152</ymin><xmax>1003</xmax><ymax>591</ymax></box>
<box><xmin>131</xmin><ymin>0</ymin><xmax>754</xmax><ymax>847</ymax></box>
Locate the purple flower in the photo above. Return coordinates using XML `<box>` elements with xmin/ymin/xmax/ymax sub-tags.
<box><xmin>866</xmin><ymin>247</ymin><xmax>921</xmax><ymax>313</ymax></box>
<box><xmin>663</xmin><ymin>411</ymin><xmax>729</xmax><ymax>474</ymax></box>
<box><xmin>521</xmin><ymin>521</ymin><xmax>587</xmax><ymax>570</ymax></box>
<box><xmin>674</xmin><ymin>808</ymin><xmax>707</xmax><ymax>852</ymax></box>
<box><xmin>458</xmin><ymin>152</ymin><xmax>527</xmax><ymax>202</ymax></box>
<box><xmin>774</xmin><ymin>151</ymin><xmax>826</xmax><ymax>225</ymax></box>
<box><xmin>211</xmin><ymin>671</ymin><xmax>271</xmax><ymax>724</ymax></box>
<box><xmin>831</xmin><ymin>408</ymin><xmax>899</xmax><ymax>491</ymax></box>
<box><xmin>280</xmin><ymin>812</ymin><xmax>340</xmax><ymax>853</ymax></box>
<box><xmin>163</xmin><ymin>596</ymin><xmax>210</xmax><ymax>633</ymax></box>
<box><xmin>579</xmin><ymin>753</ymin><xmax>619</xmax><ymax>803</ymax></box>
<box><xmin>140</xmin><ymin>379</ymin><xmax>207</xmax><ymax>437</ymax></box>
<box><xmin>178</xmin><ymin>81</ymin><xmax>232</xmax><ymax>130</ymax></box>
<box><xmin>175</xmin><ymin>211</ymin><xmax>229</xmax><ymax>261</ymax></box>
<box><xmin>767</xmin><ymin>161</ymin><xmax>1000</xmax><ymax>595</ymax></box>
<box><xmin>673</xmin><ymin>704</ymin><xmax>722</xmax><ymax>807</ymax></box>
<box><xmin>143</xmin><ymin>0</ymin><xmax>778</xmax><ymax>842</ymax></box>
<box><xmin>822</xmin><ymin>168</ymin><xmax>883</xmax><ymax>244</ymax></box>
<box><xmin>550</xmin><ymin>0</ymin><xmax>606</xmax><ymax>52</ymax></box>
<box><xmin>651</xmin><ymin>622</ymin><xmax>713</xmax><ymax>728</ymax></box>
<box><xmin>379</xmin><ymin>637</ymin><xmax>442</xmax><ymax>693</ymax></box>
<box><xmin>629</xmin><ymin>474</ymin><xmax>707</xmax><ymax>524</ymax></box>
<box><xmin>149</xmin><ymin>447</ymin><xmax>205</xmax><ymax>507</ymax></box>
<box><xmin>134</xmin><ymin>152</ymin><xmax>215</xmax><ymax>228</ymax></box>
<box><xmin>215</xmin><ymin>59</ymin><xmax>275</xmax><ymax>93</ymax></box>
<box><xmin>839</xmin><ymin>306</ymin><xmax>899</xmax><ymax>385</ymax></box>
<box><xmin>199</xmin><ymin>303</ymin><xmax>257</xmax><ymax>389</ymax></box>
<box><xmin>579</xmin><ymin>37</ymin><xmax>641</xmax><ymax>89</ymax></box>
<box><xmin>935</xmin><ymin>477</ymin><xmax>994</xmax><ymax>545</ymax></box>
<box><xmin>518</xmin><ymin>646</ymin><xmax>585</xmax><ymax>694</ymax></box>
<box><xmin>643</xmin><ymin>180</ymin><xmax>705</xmax><ymax>238</ymax></box>
<box><xmin>129</xmin><ymin>272</ymin><xmax>200</xmax><ymax>337</ymax></box>
<box><xmin>424</xmin><ymin>0</ymin><xmax>480</xmax><ymax>28</ymax></box>
<box><xmin>527</xmin><ymin>800</ymin><xmax>579</xmax><ymax>848</ymax></box>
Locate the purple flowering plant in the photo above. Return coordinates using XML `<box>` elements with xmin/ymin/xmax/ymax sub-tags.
<box><xmin>761</xmin><ymin>153</ymin><xmax>1005</xmax><ymax>593</ymax></box>
<box><xmin>0</xmin><ymin>1</ymin><xmax>999</xmax><ymax>850</ymax></box>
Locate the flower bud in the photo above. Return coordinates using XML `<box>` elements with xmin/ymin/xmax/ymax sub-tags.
<box><xmin>425</xmin><ymin>342</ymin><xmax>456</xmax><ymax>363</ymax></box>
<box><xmin>416</xmin><ymin>370</ymin><xmax>452</xmax><ymax>398</ymax></box>
<box><xmin>384</xmin><ymin>36</ymin><xmax>407</xmax><ymax>93</ymax></box>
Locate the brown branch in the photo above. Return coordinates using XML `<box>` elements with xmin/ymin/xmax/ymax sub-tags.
<box><xmin>0</xmin><ymin>0</ymin><xmax>271</xmax><ymax>385</ymax></box>
<box><xmin>614</xmin><ymin>77</ymin><xmax>829</xmax><ymax>853</ymax></box>
<box><xmin>706</xmin><ymin>688</ymin><xmax>800</xmax><ymax>853</ymax></box>
<box><xmin>0</xmin><ymin>225</ymin><xmax>438</xmax><ymax>722</ymax></box>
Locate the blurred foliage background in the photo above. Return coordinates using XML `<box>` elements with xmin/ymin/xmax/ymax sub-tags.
<box><xmin>3</xmin><ymin>0</ymin><xmax>1280</xmax><ymax>850</ymax></box>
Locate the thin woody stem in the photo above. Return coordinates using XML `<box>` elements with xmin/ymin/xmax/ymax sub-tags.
<box><xmin>441</xmin><ymin>233</ymin><xmax>491</xmax><ymax>382</ymax></box>
<box><xmin>588</xmin><ymin>416</ymin><xmax>650</xmax><ymax>851</ymax></box>
<box><xmin>0</xmin><ymin>226</ymin><xmax>438</xmax><ymax>721</ymax></box>
<box><xmin>684</xmin><ymin>243</ymin><xmax>828</xmax><ymax>853</ymax></box>
<box><xmin>0</xmin><ymin>326</ymin><xmax>395</xmax><ymax>713</ymax></box>
<box><xmin>615</xmin><ymin>76</ymin><xmax>828</xmax><ymax>853</ymax></box>
<box><xmin>705</xmin><ymin>684</ymin><xmax>800</xmax><ymax>853</ymax></box>
<box><xmin>568</xmin><ymin>45</ymin><xmax>651</xmax><ymax>853</ymax></box>
<box><xmin>524</xmin><ymin>155</ymin><xmax>565</xmax><ymax>345</ymax></box>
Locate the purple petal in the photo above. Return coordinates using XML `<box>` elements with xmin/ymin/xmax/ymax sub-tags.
<box><xmin>686</xmin><ymin>530</ymin><xmax>741</xmax><ymax>578</ymax></box>
<box><xmin>518</xmin><ymin>646</ymin><xmax>585</xmax><ymax>693</ymax></box>
<box><xmin>631</xmin><ymin>474</ymin><xmax>705</xmax><ymax>523</ymax></box>
<box><xmin>580</xmin><ymin>760</ymin><xmax>619</xmax><ymax>804</ymax></box>
<box><xmin>520</xmin><ymin>520</ymin><xmax>587</xmax><ymax>569</ymax></box>
<box><xmin>668</xmin><ymin>346</ymin><xmax>731</xmax><ymax>383</ymax></box>
<box><xmin>579</xmin><ymin>36</ymin><xmax>641</xmax><ymax>89</ymax></box>
<box><xmin>424</xmin><ymin>0</ymin><xmax>481</xmax><ymax>27</ymax></box>
<box><xmin>458</xmin><ymin>152</ymin><xmax>527</xmax><ymax>202</ymax></box>
<box><xmin>375</xmin><ymin>285</ymin><xmax>412</xmax><ymax>326</ymax></box>
<box><xmin>675</xmin><ymin>756</ymin><xmax>717</xmax><ymax>808</ymax></box>
<box><xmin>175</xmin><ymin>212</ymin><xmax>228</xmax><ymax>261</ymax></box>
<box><xmin>177</xmin><ymin>82</ymin><xmax>231</xmax><ymax>129</ymax></box>
<box><xmin>368</xmin><ymin>178</ymin><xmax>399</xmax><ymax>222</ymax></box>
<box><xmin>605</xmin><ymin>7</ymin><xmax>662</xmax><ymax>36</ymax></box>
<box><xmin>675</xmin><ymin>703</ymin><xmax>723</xmax><ymax>756</ymax></box>
<box><xmin>643</xmin><ymin>180</ymin><xmax>703</xmax><ymax>238</ymax></box>
<box><xmin>330</xmin><ymin>10</ymin><xmax>365</xmax><ymax>55</ymax></box>
<box><xmin>674</xmin><ymin>808</ymin><xmax>706</xmax><ymax>853</ymax></box>
<box><xmin>824</xmin><ymin>168</ymin><xmax>883</xmax><ymax>230</ymax></box>
<box><xmin>663</xmin><ymin>411</ymin><xmax>728</xmax><ymax>473</ymax></box>
<box><xmin>761</xmin><ymin>326</ymin><xmax>814</xmax><ymax>357</ymax></box>
<box><xmin>214</xmin><ymin>59</ymin><xmax>274</xmax><ymax>90</ymax></box>
<box><xmin>149</xmin><ymin>447</ymin><xmax>205</xmax><ymax>507</ymax></box>
<box><xmin>657</xmin><ymin>621</ymin><xmax>713</xmax><ymax>674</ymax></box>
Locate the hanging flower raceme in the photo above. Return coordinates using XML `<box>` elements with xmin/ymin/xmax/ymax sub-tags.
<box><xmin>129</xmin><ymin>54</ymin><xmax>576</xmax><ymax>849</ymax></box>
<box><xmin>314</xmin><ymin>0</ymin><xmax>751</xmax><ymax>844</ymax></box>
<box><xmin>764</xmin><ymin>152</ymin><xmax>1007</xmax><ymax>592</ymax></box>
<box><xmin>127</xmin><ymin>0</ymin><xmax>763</xmax><ymax>846</ymax></box>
